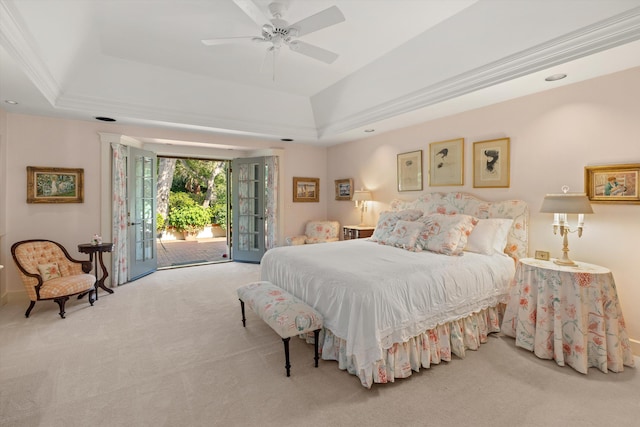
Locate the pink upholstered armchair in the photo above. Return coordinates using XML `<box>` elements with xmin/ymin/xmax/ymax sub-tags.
<box><xmin>11</xmin><ymin>239</ymin><xmax>96</xmax><ymax>318</ymax></box>
<box><xmin>286</xmin><ymin>220</ymin><xmax>340</xmax><ymax>245</ymax></box>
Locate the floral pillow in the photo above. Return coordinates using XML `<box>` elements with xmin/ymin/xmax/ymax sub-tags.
<box><xmin>384</xmin><ymin>220</ymin><xmax>424</xmax><ymax>250</ymax></box>
<box><xmin>370</xmin><ymin>209</ymin><xmax>423</xmax><ymax>243</ymax></box>
<box><xmin>416</xmin><ymin>213</ymin><xmax>478</xmax><ymax>256</ymax></box>
<box><xmin>465</xmin><ymin>218</ymin><xmax>514</xmax><ymax>256</ymax></box>
<box><xmin>37</xmin><ymin>262</ymin><xmax>61</xmax><ymax>281</ymax></box>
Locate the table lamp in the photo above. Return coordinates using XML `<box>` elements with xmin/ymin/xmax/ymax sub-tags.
<box><xmin>352</xmin><ymin>189</ymin><xmax>372</xmax><ymax>226</ymax></box>
<box><xmin>540</xmin><ymin>185</ymin><xmax>593</xmax><ymax>266</ymax></box>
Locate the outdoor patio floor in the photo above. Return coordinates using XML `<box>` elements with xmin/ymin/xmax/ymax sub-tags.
<box><xmin>156</xmin><ymin>237</ymin><xmax>230</xmax><ymax>269</ymax></box>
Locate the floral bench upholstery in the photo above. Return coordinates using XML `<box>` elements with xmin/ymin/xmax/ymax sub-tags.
<box><xmin>237</xmin><ymin>281</ymin><xmax>323</xmax><ymax>376</ymax></box>
<box><xmin>285</xmin><ymin>220</ymin><xmax>340</xmax><ymax>245</ymax></box>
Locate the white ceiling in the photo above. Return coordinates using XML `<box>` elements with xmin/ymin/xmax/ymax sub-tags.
<box><xmin>1</xmin><ymin>0</ymin><xmax>640</xmax><ymax>148</ymax></box>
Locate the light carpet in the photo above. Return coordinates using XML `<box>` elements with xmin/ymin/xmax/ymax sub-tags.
<box><xmin>0</xmin><ymin>261</ymin><xmax>638</xmax><ymax>427</ymax></box>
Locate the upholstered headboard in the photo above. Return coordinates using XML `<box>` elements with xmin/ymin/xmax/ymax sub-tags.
<box><xmin>389</xmin><ymin>192</ymin><xmax>529</xmax><ymax>260</ymax></box>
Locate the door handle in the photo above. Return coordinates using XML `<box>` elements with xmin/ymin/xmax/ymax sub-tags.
<box><xmin>128</xmin><ymin>222</ymin><xmax>141</xmax><ymax>226</ymax></box>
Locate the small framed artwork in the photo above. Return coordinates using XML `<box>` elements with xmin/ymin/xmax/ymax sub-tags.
<box><xmin>293</xmin><ymin>177</ymin><xmax>320</xmax><ymax>202</ymax></box>
<box><xmin>584</xmin><ymin>163</ymin><xmax>640</xmax><ymax>204</ymax></box>
<box><xmin>473</xmin><ymin>137</ymin><xmax>510</xmax><ymax>188</ymax></box>
<box><xmin>397</xmin><ymin>150</ymin><xmax>423</xmax><ymax>192</ymax></box>
<box><xmin>429</xmin><ymin>138</ymin><xmax>464</xmax><ymax>186</ymax></box>
<box><xmin>27</xmin><ymin>166</ymin><xmax>84</xmax><ymax>203</ymax></box>
<box><xmin>335</xmin><ymin>178</ymin><xmax>353</xmax><ymax>201</ymax></box>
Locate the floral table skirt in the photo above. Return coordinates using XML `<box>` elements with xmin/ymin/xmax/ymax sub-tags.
<box><xmin>501</xmin><ymin>258</ymin><xmax>635</xmax><ymax>374</ymax></box>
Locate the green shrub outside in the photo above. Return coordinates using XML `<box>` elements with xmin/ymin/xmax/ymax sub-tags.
<box><xmin>156</xmin><ymin>213</ymin><xmax>165</xmax><ymax>231</ymax></box>
<box><xmin>167</xmin><ymin>190</ymin><xmax>227</xmax><ymax>233</ymax></box>
<box><xmin>168</xmin><ymin>192</ymin><xmax>197</xmax><ymax>212</ymax></box>
<box><xmin>168</xmin><ymin>204</ymin><xmax>210</xmax><ymax>234</ymax></box>
<box><xmin>209</xmin><ymin>204</ymin><xmax>227</xmax><ymax>229</ymax></box>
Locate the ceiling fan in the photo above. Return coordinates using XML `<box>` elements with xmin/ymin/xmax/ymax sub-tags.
<box><xmin>202</xmin><ymin>0</ymin><xmax>345</xmax><ymax>67</ymax></box>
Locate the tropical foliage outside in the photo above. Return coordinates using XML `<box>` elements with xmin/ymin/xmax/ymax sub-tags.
<box><xmin>156</xmin><ymin>158</ymin><xmax>228</xmax><ymax>235</ymax></box>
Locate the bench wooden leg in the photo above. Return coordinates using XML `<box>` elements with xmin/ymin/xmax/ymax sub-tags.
<box><xmin>314</xmin><ymin>329</ymin><xmax>320</xmax><ymax>368</ymax></box>
<box><xmin>239</xmin><ymin>299</ymin><xmax>246</xmax><ymax>327</ymax></box>
<box><xmin>282</xmin><ymin>337</ymin><xmax>291</xmax><ymax>377</ymax></box>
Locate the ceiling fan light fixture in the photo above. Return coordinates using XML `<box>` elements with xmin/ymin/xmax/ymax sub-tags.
<box><xmin>262</xmin><ymin>24</ymin><xmax>275</xmax><ymax>37</ymax></box>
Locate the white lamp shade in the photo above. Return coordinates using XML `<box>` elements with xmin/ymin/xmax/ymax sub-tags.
<box><xmin>540</xmin><ymin>193</ymin><xmax>593</xmax><ymax>214</ymax></box>
<box><xmin>352</xmin><ymin>190</ymin><xmax>372</xmax><ymax>202</ymax></box>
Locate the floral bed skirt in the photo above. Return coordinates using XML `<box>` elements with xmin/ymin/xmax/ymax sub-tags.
<box><xmin>305</xmin><ymin>304</ymin><xmax>504</xmax><ymax>388</ymax></box>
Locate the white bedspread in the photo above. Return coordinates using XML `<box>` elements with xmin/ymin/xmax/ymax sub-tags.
<box><xmin>260</xmin><ymin>239</ymin><xmax>515</xmax><ymax>370</ymax></box>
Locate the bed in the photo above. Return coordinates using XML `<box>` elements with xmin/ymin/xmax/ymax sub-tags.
<box><xmin>261</xmin><ymin>192</ymin><xmax>529</xmax><ymax>387</ymax></box>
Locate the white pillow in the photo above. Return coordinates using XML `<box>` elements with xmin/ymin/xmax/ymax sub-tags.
<box><xmin>465</xmin><ymin>218</ymin><xmax>513</xmax><ymax>255</ymax></box>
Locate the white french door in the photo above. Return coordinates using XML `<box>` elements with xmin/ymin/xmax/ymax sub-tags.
<box><xmin>127</xmin><ymin>147</ymin><xmax>157</xmax><ymax>280</ymax></box>
<box><xmin>231</xmin><ymin>157</ymin><xmax>266</xmax><ymax>263</ymax></box>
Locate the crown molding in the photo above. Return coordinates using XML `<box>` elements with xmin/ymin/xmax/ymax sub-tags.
<box><xmin>317</xmin><ymin>6</ymin><xmax>640</xmax><ymax>138</ymax></box>
<box><xmin>0</xmin><ymin>0</ymin><xmax>61</xmax><ymax>105</ymax></box>
<box><xmin>58</xmin><ymin>92</ymin><xmax>319</xmax><ymax>141</ymax></box>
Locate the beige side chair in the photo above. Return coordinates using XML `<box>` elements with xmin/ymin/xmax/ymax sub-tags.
<box><xmin>11</xmin><ymin>239</ymin><xmax>96</xmax><ymax>318</ymax></box>
<box><xmin>285</xmin><ymin>220</ymin><xmax>340</xmax><ymax>245</ymax></box>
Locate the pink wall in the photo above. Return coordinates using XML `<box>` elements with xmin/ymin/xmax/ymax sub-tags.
<box><xmin>0</xmin><ymin>116</ymin><xmax>328</xmax><ymax>303</ymax></box>
<box><xmin>327</xmin><ymin>67</ymin><xmax>640</xmax><ymax>351</ymax></box>
<box><xmin>1</xmin><ymin>67</ymin><xmax>638</xmax><ymax>352</ymax></box>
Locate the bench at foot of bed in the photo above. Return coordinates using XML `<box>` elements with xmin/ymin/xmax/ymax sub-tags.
<box><xmin>237</xmin><ymin>281</ymin><xmax>323</xmax><ymax>377</ymax></box>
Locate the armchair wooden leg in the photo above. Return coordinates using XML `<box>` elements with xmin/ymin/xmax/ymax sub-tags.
<box><xmin>25</xmin><ymin>301</ymin><xmax>36</xmax><ymax>318</ymax></box>
<box><xmin>54</xmin><ymin>296</ymin><xmax>69</xmax><ymax>319</ymax></box>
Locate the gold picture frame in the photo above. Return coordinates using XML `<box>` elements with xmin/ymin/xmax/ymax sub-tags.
<box><xmin>584</xmin><ymin>163</ymin><xmax>640</xmax><ymax>204</ymax></box>
<box><xmin>335</xmin><ymin>178</ymin><xmax>353</xmax><ymax>201</ymax></box>
<box><xmin>429</xmin><ymin>138</ymin><xmax>464</xmax><ymax>186</ymax></box>
<box><xmin>293</xmin><ymin>177</ymin><xmax>319</xmax><ymax>202</ymax></box>
<box><xmin>397</xmin><ymin>150</ymin><xmax>423</xmax><ymax>192</ymax></box>
<box><xmin>27</xmin><ymin>166</ymin><xmax>84</xmax><ymax>203</ymax></box>
<box><xmin>473</xmin><ymin>138</ymin><xmax>510</xmax><ymax>188</ymax></box>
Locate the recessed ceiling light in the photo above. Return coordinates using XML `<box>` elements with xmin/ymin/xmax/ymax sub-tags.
<box><xmin>545</xmin><ymin>73</ymin><xmax>567</xmax><ymax>82</ymax></box>
<box><xmin>364</xmin><ymin>129</ymin><xmax>375</xmax><ymax>133</ymax></box>
<box><xmin>4</xmin><ymin>100</ymin><xmax>18</xmax><ymax>105</ymax></box>
<box><xmin>280</xmin><ymin>138</ymin><xmax>294</xmax><ymax>142</ymax></box>
<box><xmin>95</xmin><ymin>116</ymin><xmax>116</xmax><ymax>122</ymax></box>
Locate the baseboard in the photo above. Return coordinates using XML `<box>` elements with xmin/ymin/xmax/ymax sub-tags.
<box><xmin>0</xmin><ymin>292</ymin><xmax>7</xmax><ymax>306</ymax></box>
<box><xmin>630</xmin><ymin>339</ymin><xmax>640</xmax><ymax>356</ymax></box>
<box><xmin>4</xmin><ymin>289</ymin><xmax>28</xmax><ymax>304</ymax></box>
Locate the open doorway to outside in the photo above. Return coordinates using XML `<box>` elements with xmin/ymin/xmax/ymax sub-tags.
<box><xmin>156</xmin><ymin>157</ymin><xmax>231</xmax><ymax>269</ymax></box>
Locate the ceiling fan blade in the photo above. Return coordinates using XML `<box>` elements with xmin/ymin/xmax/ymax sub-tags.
<box><xmin>289</xmin><ymin>41</ymin><xmax>338</xmax><ymax>64</ymax></box>
<box><xmin>233</xmin><ymin>0</ymin><xmax>269</xmax><ymax>28</ymax></box>
<box><xmin>289</xmin><ymin>5</ymin><xmax>345</xmax><ymax>37</ymax></box>
<box><xmin>202</xmin><ymin>36</ymin><xmax>264</xmax><ymax>46</ymax></box>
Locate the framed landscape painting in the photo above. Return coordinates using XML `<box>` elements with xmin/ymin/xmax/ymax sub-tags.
<box><xmin>27</xmin><ymin>166</ymin><xmax>84</xmax><ymax>203</ymax></box>
<box><xmin>335</xmin><ymin>178</ymin><xmax>353</xmax><ymax>200</ymax></box>
<box><xmin>293</xmin><ymin>177</ymin><xmax>319</xmax><ymax>202</ymax></box>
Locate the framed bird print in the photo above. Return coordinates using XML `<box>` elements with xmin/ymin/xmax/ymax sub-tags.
<box><xmin>429</xmin><ymin>138</ymin><xmax>464</xmax><ymax>186</ymax></box>
<box><xmin>473</xmin><ymin>137</ymin><xmax>510</xmax><ymax>188</ymax></box>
